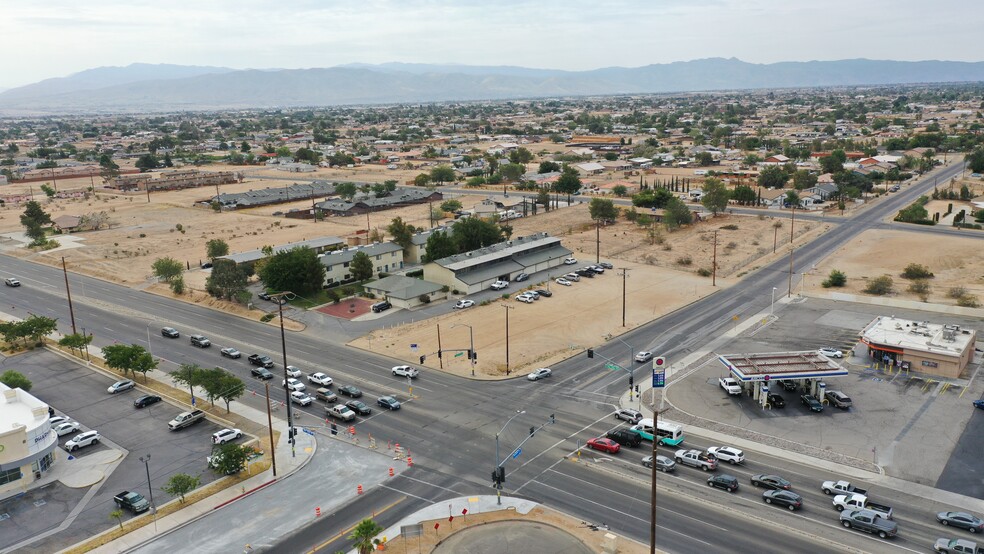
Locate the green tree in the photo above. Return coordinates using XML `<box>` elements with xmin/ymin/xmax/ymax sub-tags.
<box><xmin>110</xmin><ymin>509</ymin><xmax>124</xmax><ymax>530</ymax></box>
<box><xmin>257</xmin><ymin>246</ymin><xmax>326</xmax><ymax>294</ymax></box>
<box><xmin>819</xmin><ymin>155</ymin><xmax>843</xmax><ymax>174</ymax></box>
<box><xmin>822</xmin><ymin>269</ymin><xmax>847</xmax><ymax>288</ymax></box>
<box><xmin>792</xmin><ymin>170</ymin><xmax>818</xmax><ymax>190</ymax></box>
<box><xmin>0</xmin><ymin>370</ymin><xmax>32</xmax><ymax>391</ymax></box>
<box><xmin>162</xmin><ymin>473</ymin><xmax>200</xmax><ymax>503</ymax></box>
<box><xmin>967</xmin><ymin>147</ymin><xmax>984</xmax><ymax>174</ymax></box>
<box><xmin>350</xmin><ymin>251</ymin><xmax>374</xmax><ymax>281</ymax></box>
<box><xmin>172</xmin><ymin>363</ymin><xmax>205</xmax><ymax>397</ymax></box>
<box><xmin>40</xmin><ymin>183</ymin><xmax>56</xmax><ymax>197</ymax></box>
<box><xmin>206</xmin><ymin>259</ymin><xmax>248</xmax><ymax>301</ymax></box>
<box><xmin>413</xmin><ymin>173</ymin><xmax>431</xmax><ymax>187</ymax></box>
<box><xmin>588</xmin><ymin>198</ymin><xmax>618</xmax><ymax>221</ymax></box>
<box><xmin>784</xmin><ymin>190</ymin><xmax>801</xmax><ymax>208</ymax></box>
<box><xmin>631</xmin><ymin>188</ymin><xmax>673</xmax><ymax>209</ymax></box>
<box><xmin>700</xmin><ymin>178</ymin><xmax>730</xmax><ymax>215</ymax></box>
<box><xmin>694</xmin><ymin>152</ymin><xmax>715</xmax><ymax>166</ymax></box>
<box><xmin>663</xmin><ymin>197</ymin><xmax>692</xmax><ymax>230</ymax></box>
<box><xmin>21</xmin><ymin>200</ymin><xmax>52</xmax><ymax>228</ymax></box>
<box><xmin>554</xmin><ymin>166</ymin><xmax>582</xmax><ymax>204</ymax></box>
<box><xmin>103</xmin><ymin>344</ymin><xmax>154</xmax><ymax>379</ymax></box>
<box><xmin>335</xmin><ymin>182</ymin><xmax>358</xmax><ymax>201</ymax></box>
<box><xmin>439</xmin><ymin>199</ymin><xmax>462</xmax><ymax>213</ymax></box>
<box><xmin>214</xmin><ymin>371</ymin><xmax>246</xmax><ymax>413</ymax></box>
<box><xmin>612</xmin><ymin>184</ymin><xmax>628</xmax><ymax>197</ymax></box>
<box><xmin>135</xmin><ymin>154</ymin><xmax>159</xmax><ymax>172</ymax></box>
<box><xmin>451</xmin><ymin>217</ymin><xmax>504</xmax><ymax>253</ymax></box>
<box><xmin>349</xmin><ymin>518</ymin><xmax>385</xmax><ymax>554</ymax></box>
<box><xmin>210</xmin><ymin>443</ymin><xmax>252</xmax><ymax>475</ymax></box>
<box><xmin>538</xmin><ymin>161</ymin><xmax>561</xmax><ymax>173</ymax></box>
<box><xmin>20</xmin><ymin>314</ymin><xmax>58</xmax><ymax>344</ymax></box>
<box><xmin>537</xmin><ymin>187</ymin><xmax>551</xmax><ymax>212</ymax></box>
<box><xmin>511</xmin><ymin>147</ymin><xmax>534</xmax><ymax>164</ymax></box>
<box><xmin>58</xmin><ymin>332</ymin><xmax>93</xmax><ymax>357</ymax></box>
<box><xmin>758</xmin><ymin>166</ymin><xmax>788</xmax><ymax>189</ymax></box>
<box><xmin>240</xmin><ymin>141</ymin><xmax>251</xmax><ymax>153</ymax></box>
<box><xmin>429</xmin><ymin>164</ymin><xmax>456</xmax><ymax>186</ymax></box>
<box><xmin>99</xmin><ymin>154</ymin><xmax>120</xmax><ymax>182</ymax></box>
<box><xmin>422</xmin><ymin>229</ymin><xmax>456</xmax><ymax>262</ymax></box>
<box><xmin>896</xmin><ymin>202</ymin><xmax>929</xmax><ymax>223</ymax></box>
<box><xmin>387</xmin><ymin>217</ymin><xmax>417</xmax><ymax>249</ymax></box>
<box><xmin>205</xmin><ymin>239</ymin><xmax>229</xmax><ymax>260</ymax></box>
<box><xmin>863</xmin><ymin>275</ymin><xmax>895</xmax><ymax>296</ymax></box>
<box><xmin>152</xmin><ymin>257</ymin><xmax>183</xmax><ymax>282</ymax></box>
<box><xmin>500</xmin><ymin>163</ymin><xmax>525</xmax><ymax>182</ymax></box>
<box><xmin>731</xmin><ymin>184</ymin><xmax>757</xmax><ymax>205</ymax></box>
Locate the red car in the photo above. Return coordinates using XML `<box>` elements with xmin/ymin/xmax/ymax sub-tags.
<box><xmin>586</xmin><ymin>437</ymin><xmax>621</xmax><ymax>454</ymax></box>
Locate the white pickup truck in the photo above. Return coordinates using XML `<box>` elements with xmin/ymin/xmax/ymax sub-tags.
<box><xmin>719</xmin><ymin>377</ymin><xmax>742</xmax><ymax>395</ymax></box>
<box><xmin>833</xmin><ymin>493</ymin><xmax>893</xmax><ymax>519</ymax></box>
<box><xmin>822</xmin><ymin>480</ymin><xmax>868</xmax><ymax>496</ymax></box>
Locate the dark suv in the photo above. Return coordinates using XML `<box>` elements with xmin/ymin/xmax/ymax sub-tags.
<box><xmin>190</xmin><ymin>335</ymin><xmax>211</xmax><ymax>348</ymax></box>
<box><xmin>371</xmin><ymin>301</ymin><xmax>392</xmax><ymax>313</ymax></box>
<box><xmin>606</xmin><ymin>429</ymin><xmax>642</xmax><ymax>447</ymax></box>
<box><xmin>574</xmin><ymin>268</ymin><xmax>595</xmax><ymax>278</ymax></box>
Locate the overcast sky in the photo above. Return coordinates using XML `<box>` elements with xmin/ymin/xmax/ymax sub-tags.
<box><xmin>3</xmin><ymin>0</ymin><xmax>980</xmax><ymax>90</ymax></box>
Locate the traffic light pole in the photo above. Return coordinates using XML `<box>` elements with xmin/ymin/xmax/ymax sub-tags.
<box><xmin>493</xmin><ymin>411</ymin><xmax>555</xmax><ymax>505</ymax></box>
<box><xmin>586</xmin><ymin>347</ymin><xmax>637</xmax><ymax>401</ymax></box>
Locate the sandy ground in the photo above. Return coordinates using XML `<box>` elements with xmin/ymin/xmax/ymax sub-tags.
<box><xmin>808</xmin><ymin>228</ymin><xmax>984</xmax><ymax>304</ymax></box>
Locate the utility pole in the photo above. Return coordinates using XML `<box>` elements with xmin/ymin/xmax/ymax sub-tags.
<box><xmin>62</xmin><ymin>257</ymin><xmax>77</xmax><ymax>334</ymax></box>
<box><xmin>436</xmin><ymin>324</ymin><xmax>444</xmax><ymax>370</ymax></box>
<box><xmin>265</xmin><ymin>381</ymin><xmax>277</xmax><ymax>476</ymax></box>
<box><xmin>712</xmin><ymin>230</ymin><xmax>718</xmax><ymax>287</ymax></box>
<box><xmin>618</xmin><ymin>268</ymin><xmax>629</xmax><ymax>327</ymax></box>
<box><xmin>595</xmin><ymin>220</ymin><xmax>600</xmax><ymax>264</ymax></box>
<box><xmin>651</xmin><ymin>406</ymin><xmax>670</xmax><ymax>554</ymax></box>
<box><xmin>787</xmin><ymin>205</ymin><xmax>796</xmax><ymax>298</ymax></box>
<box><xmin>271</xmin><ymin>292</ymin><xmax>295</xmax><ymax>457</ymax></box>
<box><xmin>502</xmin><ymin>305</ymin><xmax>514</xmax><ymax>375</ymax></box>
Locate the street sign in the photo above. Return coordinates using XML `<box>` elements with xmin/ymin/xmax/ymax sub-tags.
<box><xmin>511</xmin><ymin>448</ymin><xmax>522</xmax><ymax>459</ymax></box>
<box><xmin>605</xmin><ymin>363</ymin><xmax>620</xmax><ymax>371</ymax></box>
<box><xmin>652</xmin><ymin>356</ymin><xmax>667</xmax><ymax>388</ymax></box>
<box><xmin>410</xmin><ymin>343</ymin><xmax>418</xmax><ymax>352</ymax></box>
<box><xmin>454</xmin><ymin>352</ymin><xmax>464</xmax><ymax>357</ymax></box>
<box><xmin>302</xmin><ymin>428</ymin><xmax>315</xmax><ymax>436</ymax></box>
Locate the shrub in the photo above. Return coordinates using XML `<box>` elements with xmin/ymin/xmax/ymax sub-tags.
<box><xmin>956</xmin><ymin>294</ymin><xmax>981</xmax><ymax>308</ymax></box>
<box><xmin>260</xmin><ymin>313</ymin><xmax>275</xmax><ymax>322</ymax></box>
<box><xmin>901</xmin><ymin>263</ymin><xmax>933</xmax><ymax>280</ymax></box>
<box><xmin>325</xmin><ymin>289</ymin><xmax>339</xmax><ymax>303</ymax></box>
<box><xmin>822</xmin><ymin>269</ymin><xmax>847</xmax><ymax>288</ymax></box>
<box><xmin>721</xmin><ymin>224</ymin><xmax>739</xmax><ymax>230</ymax></box>
<box><xmin>696</xmin><ymin>268</ymin><xmax>712</xmax><ymax>277</ymax></box>
<box><xmin>418</xmin><ymin>294</ymin><xmax>431</xmax><ymax>304</ymax></box>
<box><xmin>863</xmin><ymin>275</ymin><xmax>894</xmax><ymax>296</ymax></box>
<box><xmin>440</xmin><ymin>285</ymin><xmax>450</xmax><ymax>293</ymax></box>
<box><xmin>676</xmin><ymin>256</ymin><xmax>693</xmax><ymax>266</ymax></box>
<box><xmin>908</xmin><ymin>279</ymin><xmax>930</xmax><ymax>301</ymax></box>
<box><xmin>947</xmin><ymin>286</ymin><xmax>968</xmax><ymax>299</ymax></box>
<box><xmin>170</xmin><ymin>276</ymin><xmax>185</xmax><ymax>294</ymax></box>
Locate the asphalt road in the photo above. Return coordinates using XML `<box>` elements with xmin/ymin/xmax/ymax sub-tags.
<box><xmin>0</xmin><ymin>160</ymin><xmax>974</xmax><ymax>552</ymax></box>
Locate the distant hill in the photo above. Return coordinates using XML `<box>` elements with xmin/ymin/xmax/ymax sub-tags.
<box><xmin>3</xmin><ymin>58</ymin><xmax>984</xmax><ymax>114</ymax></box>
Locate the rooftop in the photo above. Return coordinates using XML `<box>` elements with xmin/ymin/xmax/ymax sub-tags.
<box><xmin>718</xmin><ymin>351</ymin><xmax>848</xmax><ymax>382</ymax></box>
<box><xmin>860</xmin><ymin>316</ymin><xmax>975</xmax><ymax>356</ymax></box>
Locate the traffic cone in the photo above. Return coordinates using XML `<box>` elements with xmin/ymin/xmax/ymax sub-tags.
<box><xmin>357</xmin><ymin>484</ymin><xmax>364</xmax><ymax>495</ymax></box>
<box><xmin>389</xmin><ymin>467</ymin><xmax>394</xmax><ymax>477</ymax></box>
<box><xmin>406</xmin><ymin>455</ymin><xmax>413</xmax><ymax>467</ymax></box>
<box><xmin>316</xmin><ymin>507</ymin><xmax>322</xmax><ymax>517</ymax></box>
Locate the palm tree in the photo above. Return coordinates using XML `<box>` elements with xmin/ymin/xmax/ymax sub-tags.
<box><xmin>349</xmin><ymin>518</ymin><xmax>384</xmax><ymax>554</ymax></box>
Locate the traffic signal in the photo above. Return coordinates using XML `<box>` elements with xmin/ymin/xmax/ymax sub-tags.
<box><xmin>550</xmin><ymin>413</ymin><xmax>556</xmax><ymax>424</ymax></box>
<box><xmin>587</xmin><ymin>348</ymin><xmax>594</xmax><ymax>358</ymax></box>
<box><xmin>419</xmin><ymin>355</ymin><xmax>425</xmax><ymax>364</ymax></box>
<box><xmin>330</xmin><ymin>422</ymin><xmax>338</xmax><ymax>435</ymax></box>
<box><xmin>492</xmin><ymin>469</ymin><xmax>499</xmax><ymax>485</ymax></box>
<box><xmin>497</xmin><ymin>466</ymin><xmax>505</xmax><ymax>484</ymax></box>
<box><xmin>629</xmin><ymin>374</ymin><xmax>634</xmax><ymax>387</ymax></box>
<box><xmin>635</xmin><ymin>385</ymin><xmax>640</xmax><ymax>393</ymax></box>
<box><xmin>472</xmin><ymin>350</ymin><xmax>477</xmax><ymax>362</ymax></box>
<box><xmin>467</xmin><ymin>349</ymin><xmax>473</xmax><ymax>360</ymax></box>
<box><xmin>437</xmin><ymin>350</ymin><xmax>442</xmax><ymax>359</ymax></box>
<box><xmin>529</xmin><ymin>426</ymin><xmax>535</xmax><ymax>436</ymax></box>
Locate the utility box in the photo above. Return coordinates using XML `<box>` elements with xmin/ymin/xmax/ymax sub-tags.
<box><xmin>602</xmin><ymin>532</ymin><xmax>618</xmax><ymax>554</ymax></box>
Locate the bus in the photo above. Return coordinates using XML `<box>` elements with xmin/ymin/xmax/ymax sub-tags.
<box><xmin>629</xmin><ymin>418</ymin><xmax>685</xmax><ymax>447</ymax></box>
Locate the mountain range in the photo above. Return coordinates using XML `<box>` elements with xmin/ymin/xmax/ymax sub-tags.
<box><xmin>3</xmin><ymin>58</ymin><xmax>984</xmax><ymax>115</ymax></box>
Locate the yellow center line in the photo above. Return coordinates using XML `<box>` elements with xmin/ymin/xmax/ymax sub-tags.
<box><xmin>308</xmin><ymin>495</ymin><xmax>407</xmax><ymax>553</ymax></box>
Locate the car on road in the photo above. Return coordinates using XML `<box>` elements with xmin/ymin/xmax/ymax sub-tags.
<box><xmin>635</xmin><ymin>351</ymin><xmax>653</xmax><ymax>363</ymax></box>
<box><xmin>889</xmin><ymin>185</ymin><xmax>900</xmax><ymax>192</ymax></box>
<box><xmin>751</xmin><ymin>474</ymin><xmax>792</xmax><ymax>490</ymax></box>
<box><xmin>285</xmin><ymin>365</ymin><xmax>302</xmax><ymax>378</ymax></box>
<box><xmin>4</xmin><ymin>277</ymin><xmax>21</xmax><ymax>287</ymax></box>
<box><xmin>133</xmin><ymin>394</ymin><xmax>162</xmax><ymax>408</ymax></box>
<box><xmin>642</xmin><ymin>455</ymin><xmax>676</xmax><ymax>472</ymax></box>
<box><xmin>975</xmin><ymin>400</ymin><xmax>984</xmax><ymax>410</ymax></box>
<box><xmin>598</xmin><ymin>262</ymin><xmax>613</xmax><ymax>269</ymax></box>
<box><xmin>707</xmin><ymin>446</ymin><xmax>744</xmax><ymax>465</ymax></box>
<box><xmin>818</xmin><ymin>347</ymin><xmax>844</xmax><ymax>358</ymax></box>
<box><xmin>767</xmin><ymin>393</ymin><xmax>786</xmax><ymax>408</ymax></box>
<box><xmin>53</xmin><ymin>421</ymin><xmax>81</xmax><ymax>436</ymax></box>
<box><xmin>212</xmin><ymin>428</ymin><xmax>243</xmax><ymax>444</ymax></box>
<box><xmin>220</xmin><ymin>347</ymin><xmax>242</xmax><ymax>359</ymax></box>
<box><xmin>161</xmin><ymin>327</ymin><xmax>180</xmax><ymax>338</ymax></box>
<box><xmin>378</xmin><ymin>396</ymin><xmax>402</xmax><ymax>410</ymax></box>
<box><xmin>615</xmin><ymin>408</ymin><xmax>643</xmax><ymax>423</ymax></box>
<box><xmin>308</xmin><ymin>372</ymin><xmax>333</xmax><ymax>386</ymax></box>
<box><xmin>563</xmin><ymin>257</ymin><xmax>577</xmax><ymax>265</ymax></box>
<box><xmin>606</xmin><ymin>428</ymin><xmax>642</xmax><ymax>447</ymax></box>
<box><xmin>938</xmin><ymin>512</ymin><xmax>984</xmax><ymax>533</ymax></box>
<box><xmin>190</xmin><ymin>334</ymin><xmax>211</xmax><ymax>348</ymax></box>
<box><xmin>107</xmin><ymin>379</ymin><xmax>135</xmax><ymax>394</ymax></box>
<box><xmin>65</xmin><ymin>430</ymin><xmax>100</xmax><ymax>451</ymax></box>
<box><xmin>392</xmin><ymin>365</ymin><xmax>419</xmax><ymax>378</ymax></box>
<box><xmin>763</xmin><ymin>490</ymin><xmax>803</xmax><ymax>511</ymax></box>
<box><xmin>251</xmin><ymin>367</ymin><xmax>274</xmax><ymax>380</ymax></box>
<box><xmin>934</xmin><ymin>538</ymin><xmax>984</xmax><ymax>553</ymax></box>
<box><xmin>555</xmin><ymin>277</ymin><xmax>572</xmax><ymax>286</ymax></box>
<box><xmin>586</xmin><ymin>437</ymin><xmax>620</xmax><ymax>454</ymax></box>
<box><xmin>337</xmin><ymin>385</ymin><xmax>362</xmax><ymax>398</ymax></box>
<box><xmin>527</xmin><ymin>367</ymin><xmax>552</xmax><ymax>381</ymax></box>
<box><xmin>283</xmin><ymin>378</ymin><xmax>306</xmax><ymax>392</ymax></box>
<box><xmin>534</xmin><ymin>289</ymin><xmax>552</xmax><ymax>297</ymax></box>
<box><xmin>801</xmin><ymin>394</ymin><xmax>824</xmax><ymax>412</ymax></box>
<box><xmin>315</xmin><ymin>388</ymin><xmax>337</xmax><ymax>403</ymax></box>
<box><xmin>515</xmin><ymin>272</ymin><xmax>529</xmax><ymax>282</ymax></box>
<box><xmin>707</xmin><ymin>474</ymin><xmax>739</xmax><ymax>493</ymax></box>
<box><xmin>453</xmin><ymin>299</ymin><xmax>475</xmax><ymax>309</ymax></box>
<box><xmin>346</xmin><ymin>400</ymin><xmax>372</xmax><ymax>415</ymax></box>
<box><xmin>248</xmin><ymin>354</ymin><xmax>274</xmax><ymax>368</ymax></box>
<box><xmin>290</xmin><ymin>391</ymin><xmax>313</xmax><ymax>406</ymax></box>
<box><xmin>327</xmin><ymin>404</ymin><xmax>356</xmax><ymax>421</ymax></box>
<box><xmin>490</xmin><ymin>280</ymin><xmax>509</xmax><ymax>290</ymax></box>
<box><xmin>515</xmin><ymin>293</ymin><xmax>534</xmax><ymax>303</ymax></box>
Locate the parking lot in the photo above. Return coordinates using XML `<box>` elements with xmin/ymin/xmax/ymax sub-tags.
<box><xmin>0</xmin><ymin>349</ymin><xmax>227</xmax><ymax>553</ymax></box>
<box><xmin>666</xmin><ymin>297</ymin><xmax>984</xmax><ymax>490</ymax></box>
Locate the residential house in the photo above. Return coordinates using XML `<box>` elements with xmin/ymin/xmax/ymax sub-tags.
<box><xmin>52</xmin><ymin>215</ymin><xmax>83</xmax><ymax>233</ymax></box>
<box><xmin>363</xmin><ymin>275</ymin><xmax>446</xmax><ymax>310</ymax></box>
<box><xmin>574</xmin><ymin>162</ymin><xmax>605</xmax><ymax>176</ymax></box>
<box><xmin>320</xmin><ymin>242</ymin><xmax>405</xmax><ymax>287</ymax></box>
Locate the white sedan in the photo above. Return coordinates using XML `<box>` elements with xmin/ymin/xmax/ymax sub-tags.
<box><xmin>555</xmin><ymin>278</ymin><xmax>572</xmax><ymax>286</ymax></box>
<box><xmin>53</xmin><ymin>421</ymin><xmax>81</xmax><ymax>437</ymax></box>
<box><xmin>453</xmin><ymin>299</ymin><xmax>475</xmax><ymax>309</ymax></box>
<box><xmin>308</xmin><ymin>372</ymin><xmax>333</xmax><ymax>386</ymax></box>
<box><xmin>285</xmin><ymin>365</ymin><xmax>303</xmax><ymax>378</ymax></box>
<box><xmin>212</xmin><ymin>428</ymin><xmax>243</xmax><ymax>444</ymax></box>
<box><xmin>290</xmin><ymin>391</ymin><xmax>313</xmax><ymax>406</ymax></box>
<box><xmin>818</xmin><ymin>347</ymin><xmax>844</xmax><ymax>358</ymax></box>
<box><xmin>283</xmin><ymin>378</ymin><xmax>306</xmax><ymax>392</ymax></box>
<box><xmin>635</xmin><ymin>351</ymin><xmax>653</xmax><ymax>363</ymax></box>
<box><xmin>515</xmin><ymin>294</ymin><xmax>534</xmax><ymax>303</ymax></box>
<box><xmin>707</xmin><ymin>446</ymin><xmax>745</xmax><ymax>465</ymax></box>
<box><xmin>527</xmin><ymin>367</ymin><xmax>552</xmax><ymax>381</ymax></box>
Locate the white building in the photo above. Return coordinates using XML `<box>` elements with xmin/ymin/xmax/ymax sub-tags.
<box><xmin>0</xmin><ymin>384</ymin><xmax>57</xmax><ymax>498</ymax></box>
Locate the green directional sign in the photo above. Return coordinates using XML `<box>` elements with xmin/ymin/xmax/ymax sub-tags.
<box><xmin>454</xmin><ymin>352</ymin><xmax>464</xmax><ymax>357</ymax></box>
<box><xmin>605</xmin><ymin>363</ymin><xmax>620</xmax><ymax>371</ymax></box>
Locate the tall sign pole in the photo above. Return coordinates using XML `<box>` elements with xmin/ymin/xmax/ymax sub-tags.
<box><xmin>650</xmin><ymin>357</ymin><xmax>667</xmax><ymax>554</ymax></box>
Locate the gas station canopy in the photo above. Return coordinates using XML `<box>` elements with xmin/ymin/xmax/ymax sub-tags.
<box><xmin>718</xmin><ymin>351</ymin><xmax>848</xmax><ymax>383</ymax></box>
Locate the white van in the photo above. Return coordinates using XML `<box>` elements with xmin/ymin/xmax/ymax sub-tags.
<box><xmin>694</xmin><ymin>169</ymin><xmax>708</xmax><ymax>176</ymax></box>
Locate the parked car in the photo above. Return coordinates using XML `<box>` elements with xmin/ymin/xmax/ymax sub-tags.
<box><xmin>767</xmin><ymin>393</ymin><xmax>786</xmax><ymax>408</ymax></box>
<box><xmin>453</xmin><ymin>299</ymin><xmax>475</xmax><ymax>309</ymax></box>
<box><xmin>133</xmin><ymin>394</ymin><xmax>162</xmax><ymax>408</ymax></box>
<box><xmin>515</xmin><ymin>272</ymin><xmax>529</xmax><ymax>282</ymax></box>
<box><xmin>65</xmin><ymin>430</ymin><xmax>100</xmax><ymax>451</ymax></box>
<box><xmin>107</xmin><ymin>379</ymin><xmax>135</xmax><ymax>394</ymax></box>
<box><xmin>588</xmin><ymin>265</ymin><xmax>605</xmax><ymax>274</ymax></box>
<box><xmin>190</xmin><ymin>334</ymin><xmax>211</xmax><ymax>348</ymax></box>
<box><xmin>707</xmin><ymin>474</ymin><xmax>740</xmax><ymax>492</ymax></box>
<box><xmin>290</xmin><ymin>391</ymin><xmax>313</xmax><ymax>406</ymax></box>
<box><xmin>337</xmin><ymin>385</ymin><xmax>362</xmax><ymax>398</ymax></box>
<box><xmin>575</xmin><ymin>268</ymin><xmax>595</xmax><ymax>278</ymax></box>
<box><xmin>371</xmin><ymin>301</ymin><xmax>392</xmax><ymax>313</ymax></box>
<box><xmin>251</xmin><ymin>367</ymin><xmax>274</xmax><ymax>380</ymax></box>
<box><xmin>564</xmin><ymin>257</ymin><xmax>577</xmax><ymax>265</ymax></box>
<box><xmin>586</xmin><ymin>437</ymin><xmax>620</xmax><ymax>454</ymax></box>
<box><xmin>308</xmin><ymin>372</ymin><xmax>333</xmax><ymax>386</ymax></box>
<box><xmin>315</xmin><ymin>388</ymin><xmax>337</xmax><ymax>403</ymax></box>
<box><xmin>161</xmin><ymin>327</ymin><xmax>180</xmax><ymax>338</ymax></box>
<box><xmin>642</xmin><ymin>455</ymin><xmax>676</xmax><ymax>472</ymax></box>
<box><xmin>635</xmin><ymin>351</ymin><xmax>654</xmax><ymax>363</ymax></box>
<box><xmin>346</xmin><ymin>400</ymin><xmax>372</xmax><ymax>415</ymax></box>
<box><xmin>555</xmin><ymin>278</ymin><xmax>572</xmax><ymax>286</ymax></box>
<box><xmin>751</xmin><ymin>474</ymin><xmax>792</xmax><ymax>490</ymax></box>
<box><xmin>598</xmin><ymin>262</ymin><xmax>613</xmax><ymax>269</ymax></box>
<box><xmin>825</xmin><ymin>390</ymin><xmax>853</xmax><ymax>409</ymax></box>
<box><xmin>53</xmin><ymin>421</ymin><xmax>81</xmax><ymax>436</ymax></box>
<box><xmin>4</xmin><ymin>277</ymin><xmax>21</xmax><ymax>287</ymax></box>
<box><xmin>818</xmin><ymin>347</ymin><xmax>844</xmax><ymax>358</ymax></box>
<box><xmin>257</xmin><ymin>292</ymin><xmax>271</xmax><ymax>301</ymax></box>
<box><xmin>778</xmin><ymin>379</ymin><xmax>798</xmax><ymax>391</ymax></box>
<box><xmin>212</xmin><ymin>428</ymin><xmax>243</xmax><ymax>444</ymax></box>
<box><xmin>527</xmin><ymin>367</ymin><xmax>552</xmax><ymax>381</ymax></box>
<box><xmin>525</xmin><ymin>290</ymin><xmax>540</xmax><ymax>300</ymax></box>
<box><xmin>283</xmin><ymin>378</ymin><xmax>306</xmax><ymax>392</ymax></box>
<box><xmin>220</xmin><ymin>347</ymin><xmax>242</xmax><ymax>359</ymax></box>
<box><xmin>801</xmin><ymin>394</ymin><xmax>824</xmax><ymax>412</ymax></box>
<box><xmin>563</xmin><ymin>272</ymin><xmax>580</xmax><ymax>282</ymax></box>
<box><xmin>534</xmin><ymin>289</ymin><xmax>552</xmax><ymax>297</ymax></box>
<box><xmin>378</xmin><ymin>396</ymin><xmax>402</xmax><ymax>410</ymax></box>
<box><xmin>707</xmin><ymin>446</ymin><xmax>744</xmax><ymax>465</ymax></box>
<box><xmin>490</xmin><ymin>280</ymin><xmax>509</xmax><ymax>290</ymax></box>
<box><xmin>938</xmin><ymin>512</ymin><xmax>984</xmax><ymax>533</ymax></box>
<box><xmin>763</xmin><ymin>490</ymin><xmax>803</xmax><ymax>511</ymax></box>
<box><xmin>248</xmin><ymin>354</ymin><xmax>274</xmax><ymax>368</ymax></box>
<box><xmin>615</xmin><ymin>408</ymin><xmax>643</xmax><ymax>423</ymax></box>
<box><xmin>392</xmin><ymin>365</ymin><xmax>419</xmax><ymax>378</ymax></box>
<box><xmin>516</xmin><ymin>293</ymin><xmax>534</xmax><ymax>304</ymax></box>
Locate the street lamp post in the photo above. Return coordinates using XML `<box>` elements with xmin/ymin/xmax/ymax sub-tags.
<box><xmin>495</xmin><ymin>410</ymin><xmax>525</xmax><ymax>506</ymax></box>
<box><xmin>771</xmin><ymin>287</ymin><xmax>777</xmax><ymax>316</ymax></box>
<box><xmin>145</xmin><ymin>321</ymin><xmax>155</xmax><ymax>359</ymax></box>
<box><xmin>138</xmin><ymin>454</ymin><xmax>157</xmax><ymax>533</ymax></box>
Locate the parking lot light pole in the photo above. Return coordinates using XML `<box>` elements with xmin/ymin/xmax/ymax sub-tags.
<box><xmin>139</xmin><ymin>454</ymin><xmax>157</xmax><ymax>533</ymax></box>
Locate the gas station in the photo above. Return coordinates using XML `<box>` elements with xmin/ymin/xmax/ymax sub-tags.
<box><xmin>717</xmin><ymin>351</ymin><xmax>849</xmax><ymax>409</ymax></box>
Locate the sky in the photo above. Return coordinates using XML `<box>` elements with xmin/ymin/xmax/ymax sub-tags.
<box><xmin>2</xmin><ymin>0</ymin><xmax>981</xmax><ymax>90</ymax></box>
